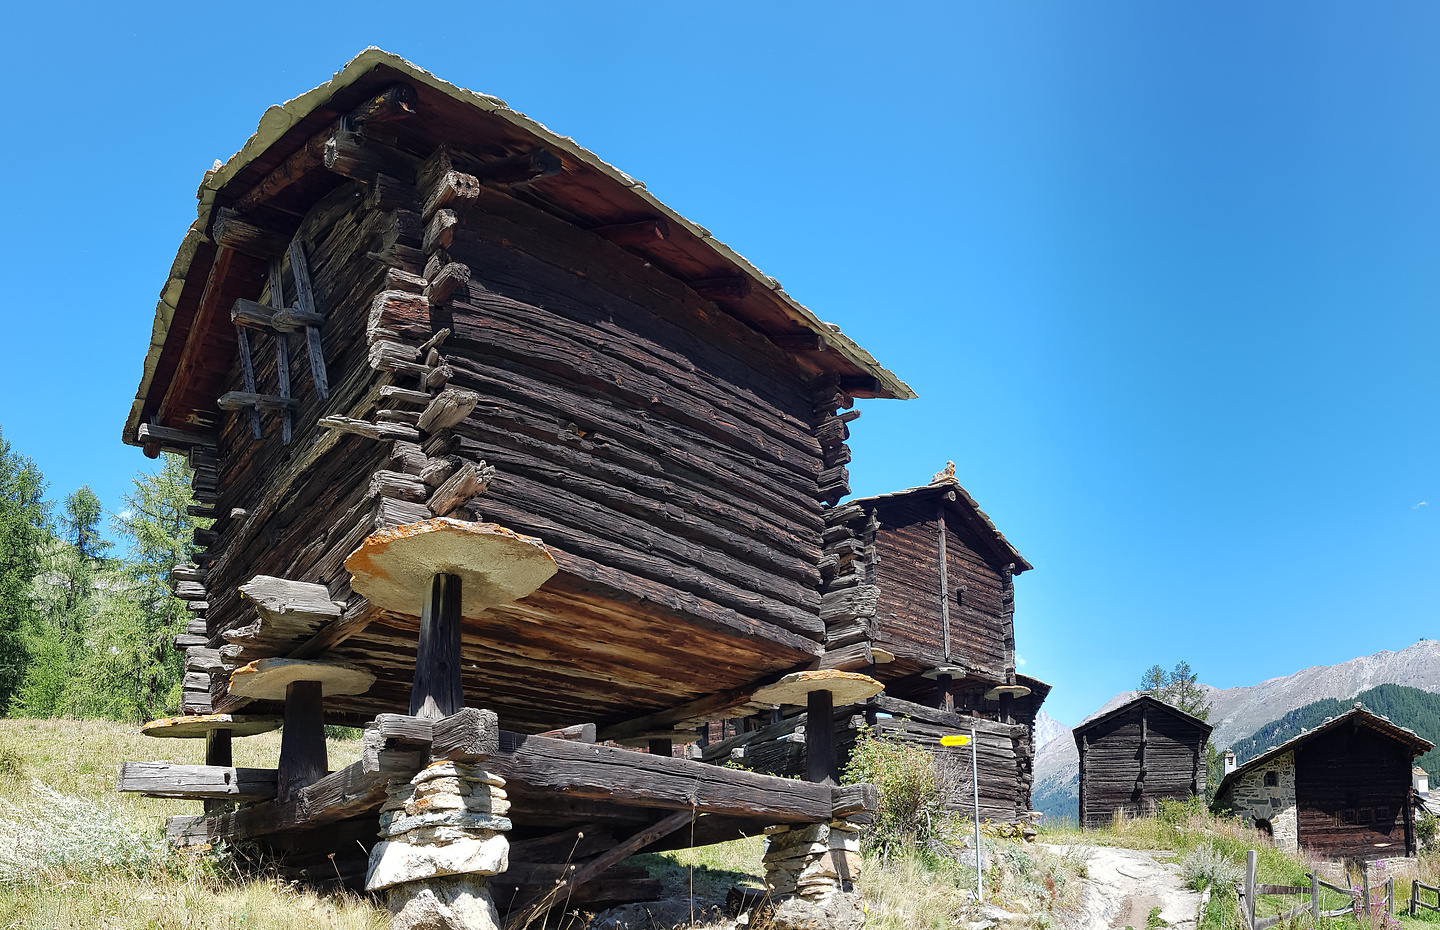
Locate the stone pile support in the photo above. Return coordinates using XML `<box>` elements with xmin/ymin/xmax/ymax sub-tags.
<box><xmin>759</xmin><ymin>810</ymin><xmax>867</xmax><ymax>930</ymax></box>
<box><xmin>367</xmin><ymin>760</ymin><xmax>512</xmax><ymax>930</ymax></box>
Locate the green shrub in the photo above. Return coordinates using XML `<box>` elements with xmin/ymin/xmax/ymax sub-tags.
<box><xmin>843</xmin><ymin>727</ymin><xmax>946</xmax><ymax>851</ymax></box>
<box><xmin>1419</xmin><ymin>809</ymin><xmax>1438</xmax><ymax>849</ymax></box>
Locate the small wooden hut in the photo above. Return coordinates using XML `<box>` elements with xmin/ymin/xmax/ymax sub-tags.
<box><xmin>1213</xmin><ymin>704</ymin><xmax>1432</xmax><ymax>859</ymax></box>
<box><xmin>1073</xmin><ymin>695</ymin><xmax>1212</xmax><ymax>830</ymax></box>
<box><xmin>698</xmin><ymin>475</ymin><xmax>1051</xmax><ymax>822</ymax></box>
<box><xmin>116</xmin><ymin>48</ymin><xmax>911</xmax><ymax>921</ymax></box>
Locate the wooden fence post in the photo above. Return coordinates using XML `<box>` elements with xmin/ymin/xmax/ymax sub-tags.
<box><xmin>1245</xmin><ymin>849</ymin><xmax>1257</xmax><ymax>930</ymax></box>
<box><xmin>1387</xmin><ymin>876</ymin><xmax>1394</xmax><ymax>915</ymax></box>
<box><xmin>1310</xmin><ymin>872</ymin><xmax>1320</xmax><ymax>922</ymax></box>
<box><xmin>1362</xmin><ymin>863</ymin><xmax>1370</xmax><ymax>920</ymax></box>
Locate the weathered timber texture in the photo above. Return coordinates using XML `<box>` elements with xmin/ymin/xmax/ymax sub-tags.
<box><xmin>118</xmin><ymin>762</ymin><xmax>277</xmax><ymax>800</ymax></box>
<box><xmin>1074</xmin><ymin>695</ymin><xmax>1212</xmax><ymax>830</ymax></box>
<box><xmin>712</xmin><ymin>694</ymin><xmax>1034</xmax><ymax>822</ymax></box>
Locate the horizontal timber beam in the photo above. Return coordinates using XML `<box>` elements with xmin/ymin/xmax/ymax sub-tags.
<box><xmin>117</xmin><ymin>762</ymin><xmax>277</xmax><ymax>800</ymax></box>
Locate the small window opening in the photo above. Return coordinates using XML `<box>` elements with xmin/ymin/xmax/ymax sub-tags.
<box><xmin>1264</xmin><ymin>771</ymin><xmax>1278</xmax><ymax>787</ymax></box>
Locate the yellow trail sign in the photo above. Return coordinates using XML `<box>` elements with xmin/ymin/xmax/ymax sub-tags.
<box><xmin>939</xmin><ymin>734</ymin><xmax>971</xmax><ymax>747</ymax></box>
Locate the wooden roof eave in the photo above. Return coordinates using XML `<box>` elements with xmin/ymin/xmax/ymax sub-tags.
<box><xmin>1072</xmin><ymin>694</ymin><xmax>1214</xmax><ymax>742</ymax></box>
<box><xmin>123</xmin><ymin>48</ymin><xmax>914</xmax><ymax>448</ymax></box>
<box><xmin>1213</xmin><ymin>706</ymin><xmax>1434</xmax><ymax>800</ymax></box>
<box><xmin>854</xmin><ymin>481</ymin><xmax>1033</xmax><ymax>574</ymax></box>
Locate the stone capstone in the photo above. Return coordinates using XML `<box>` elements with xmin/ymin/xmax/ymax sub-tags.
<box><xmin>367</xmin><ymin>834</ymin><xmax>510</xmax><ymax>891</ymax></box>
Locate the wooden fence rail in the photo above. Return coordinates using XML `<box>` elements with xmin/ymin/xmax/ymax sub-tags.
<box><xmin>1412</xmin><ymin>880</ymin><xmax>1440</xmax><ymax>917</ymax></box>
<box><xmin>1235</xmin><ymin>850</ymin><xmax>1391</xmax><ymax>930</ymax></box>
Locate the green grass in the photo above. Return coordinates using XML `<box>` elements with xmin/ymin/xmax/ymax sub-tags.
<box><xmin>0</xmin><ymin>717</ymin><xmax>385</xmax><ymax>930</ymax></box>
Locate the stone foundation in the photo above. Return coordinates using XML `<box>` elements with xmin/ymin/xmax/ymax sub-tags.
<box><xmin>759</xmin><ymin>818</ymin><xmax>865</xmax><ymax>930</ymax></box>
<box><xmin>367</xmin><ymin>762</ymin><xmax>512</xmax><ymax>930</ymax></box>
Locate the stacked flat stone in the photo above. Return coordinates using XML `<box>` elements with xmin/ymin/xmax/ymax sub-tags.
<box><xmin>367</xmin><ymin>762</ymin><xmax>512</xmax><ymax>930</ymax></box>
<box><xmin>758</xmin><ymin>817</ymin><xmax>865</xmax><ymax>930</ymax></box>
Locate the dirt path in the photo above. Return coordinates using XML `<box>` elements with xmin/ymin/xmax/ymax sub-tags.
<box><xmin>1038</xmin><ymin>844</ymin><xmax>1203</xmax><ymax>930</ymax></box>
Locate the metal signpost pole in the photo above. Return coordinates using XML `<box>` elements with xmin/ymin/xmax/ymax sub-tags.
<box><xmin>972</xmin><ymin>724</ymin><xmax>982</xmax><ymax>902</ymax></box>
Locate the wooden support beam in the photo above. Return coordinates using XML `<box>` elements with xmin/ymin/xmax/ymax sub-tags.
<box><xmin>806</xmin><ymin>688</ymin><xmax>836</xmax><ymax>786</ymax></box>
<box><xmin>471</xmin><ymin>147</ymin><xmax>563</xmax><ymax>186</ymax></box>
<box><xmin>319</xmin><ymin>415</ymin><xmax>421</xmax><ymax>442</ymax></box>
<box><xmin>231</xmin><ymin>298</ymin><xmax>327</xmax><ymax>332</ymax></box>
<box><xmin>417</xmin><ymin>386</ymin><xmax>479</xmax><ymax>433</ymax></box>
<box><xmin>594</xmin><ymin>670</ymin><xmax>797</xmax><ymax>744</ymax></box>
<box><xmin>217</xmin><ymin>392</ymin><xmax>298</xmax><ymax>413</ymax></box>
<box><xmin>213</xmin><ymin>208</ymin><xmax>293</xmax><ymax>259</ymax></box>
<box><xmin>288</xmin><ymin>239</ymin><xmax>329</xmax><ymax>400</ymax></box>
<box><xmin>411</xmin><ymin>573</ymin><xmax>464</xmax><ymax>720</ymax></box>
<box><xmin>538</xmin><ymin>723</ymin><xmax>596</xmax><ymax>743</ymax></box>
<box><xmin>769</xmin><ymin>332</ymin><xmax>826</xmax><ymax>352</ymax></box>
<box><xmin>136</xmin><ymin>422</ymin><xmax>215</xmax><ymax>456</ymax></box>
<box><xmin>688</xmin><ymin>277</ymin><xmax>751</xmax><ymax>302</ymax></box>
<box><xmin>117</xmin><ymin>761</ymin><xmax>275</xmax><ymax>800</ymax></box>
<box><xmin>350</xmin><ymin>83</ymin><xmax>419</xmax><ymax>128</ymax></box>
<box><xmin>505</xmin><ymin>809</ymin><xmax>693</xmax><ymax>930</ymax></box>
<box><xmin>593</xmin><ymin>218</ymin><xmax>668</xmax><ymax>248</ymax></box>
<box><xmin>430</xmin><ymin>707</ymin><xmax>499</xmax><ymax>762</ymax></box>
<box><xmin>277</xmin><ymin>680</ymin><xmax>326</xmax><ymax>801</ymax></box>
<box><xmin>324</xmin><ymin>131</ymin><xmax>419</xmax><ymax>184</ymax></box>
<box><xmin>166</xmin><ymin>737</ymin><xmax>419</xmax><ymax>846</ymax></box>
<box><xmin>492</xmin><ymin>731</ymin><xmax>833</xmax><ymax>821</ymax></box>
<box><xmin>427</xmin><ymin>461</ymin><xmax>492</xmax><ymax>517</ymax></box>
<box><xmin>233</xmin><ymin>328</ymin><xmax>263</xmax><ymax>440</ymax></box>
<box><xmin>205</xmin><ymin>728</ymin><xmax>233</xmax><ymax>767</ymax></box>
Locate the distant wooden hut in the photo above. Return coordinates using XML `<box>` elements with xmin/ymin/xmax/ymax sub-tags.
<box><xmin>1074</xmin><ymin>695</ymin><xmax>1212</xmax><ymax>830</ymax></box>
<box><xmin>1214</xmin><ymin>704</ymin><xmax>1433</xmax><ymax>859</ymax></box>
<box><xmin>699</xmin><ymin>476</ymin><xmax>1051</xmax><ymax>823</ymax></box>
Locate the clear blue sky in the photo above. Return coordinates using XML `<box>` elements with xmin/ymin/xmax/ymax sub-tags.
<box><xmin>3</xmin><ymin>3</ymin><xmax>1437</xmax><ymax>725</ymax></box>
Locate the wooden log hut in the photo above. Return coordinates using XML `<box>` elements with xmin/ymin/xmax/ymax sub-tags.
<box><xmin>1073</xmin><ymin>695</ymin><xmax>1212</xmax><ymax>830</ymax></box>
<box><xmin>697</xmin><ymin>471</ymin><xmax>1052</xmax><ymax>823</ymax></box>
<box><xmin>116</xmin><ymin>49</ymin><xmax>911</xmax><ymax>924</ymax></box>
<box><xmin>1213</xmin><ymin>704</ymin><xmax>1432</xmax><ymax>860</ymax></box>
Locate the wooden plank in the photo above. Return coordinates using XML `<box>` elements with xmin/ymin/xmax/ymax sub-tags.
<box><xmin>234</xmin><ymin>327</ymin><xmax>263</xmax><ymax>440</ymax></box>
<box><xmin>117</xmin><ymin>761</ymin><xmax>276</xmax><ymax>800</ymax></box>
<box><xmin>288</xmin><ymin>239</ymin><xmax>329</xmax><ymax>400</ymax></box>
<box><xmin>492</xmin><ymin>731</ymin><xmax>832</xmax><ymax>821</ymax></box>
<box><xmin>430</xmin><ymin>707</ymin><xmax>499</xmax><ymax>761</ymax></box>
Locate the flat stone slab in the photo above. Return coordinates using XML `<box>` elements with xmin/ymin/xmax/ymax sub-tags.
<box><xmin>367</xmin><ymin>834</ymin><xmax>510</xmax><ymax>890</ymax></box>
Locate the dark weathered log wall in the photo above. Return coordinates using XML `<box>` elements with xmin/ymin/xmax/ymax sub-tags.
<box><xmin>708</xmin><ymin>698</ymin><xmax>1034</xmax><ymax>823</ymax></box>
<box><xmin>438</xmin><ymin>184</ymin><xmax>825</xmax><ymax>638</ymax></box>
<box><xmin>181</xmin><ymin>142</ymin><xmax>843</xmax><ymax>726</ymax></box>
<box><xmin>870</xmin><ymin>497</ymin><xmax>1008</xmax><ymax>677</ymax></box>
<box><xmin>1294</xmin><ymin>725</ymin><xmax>1415</xmax><ymax>859</ymax></box>
<box><xmin>1077</xmin><ymin>702</ymin><xmax>1207</xmax><ymax>830</ymax></box>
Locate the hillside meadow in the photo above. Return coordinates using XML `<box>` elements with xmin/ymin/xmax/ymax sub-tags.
<box><xmin>0</xmin><ymin>718</ymin><xmax>1069</xmax><ymax>930</ymax></box>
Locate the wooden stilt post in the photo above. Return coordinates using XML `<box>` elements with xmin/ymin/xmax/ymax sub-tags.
<box><xmin>278</xmin><ymin>680</ymin><xmax>327</xmax><ymax>801</ymax></box>
<box><xmin>203</xmin><ymin>727</ymin><xmax>235</xmax><ymax>814</ymax></box>
<box><xmin>806</xmin><ymin>688</ymin><xmax>836</xmax><ymax>785</ymax></box>
<box><xmin>205</xmin><ymin>728</ymin><xmax>233</xmax><ymax>767</ymax></box>
<box><xmin>410</xmin><ymin>572</ymin><xmax>463</xmax><ymax>719</ymax></box>
<box><xmin>938</xmin><ymin>673</ymin><xmax>955</xmax><ymax>714</ymax></box>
